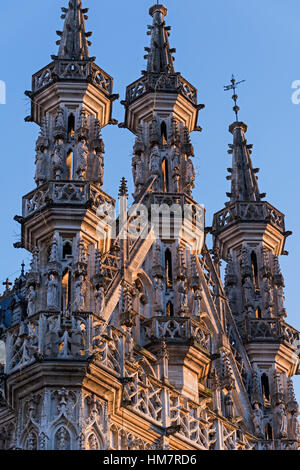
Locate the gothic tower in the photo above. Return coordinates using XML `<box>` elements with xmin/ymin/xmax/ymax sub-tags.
<box><xmin>0</xmin><ymin>2</ymin><xmax>299</xmax><ymax>451</ymax></box>
<box><xmin>212</xmin><ymin>118</ymin><xmax>299</xmax><ymax>444</ymax></box>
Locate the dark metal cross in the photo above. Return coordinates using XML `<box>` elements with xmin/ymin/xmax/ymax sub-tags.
<box><xmin>2</xmin><ymin>278</ymin><xmax>12</xmax><ymax>291</ymax></box>
<box><xmin>224</xmin><ymin>74</ymin><xmax>246</xmax><ymax>121</ymax></box>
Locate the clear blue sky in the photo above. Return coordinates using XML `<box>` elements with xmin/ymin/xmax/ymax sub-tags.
<box><xmin>1</xmin><ymin>0</ymin><xmax>300</xmax><ymax>398</ymax></box>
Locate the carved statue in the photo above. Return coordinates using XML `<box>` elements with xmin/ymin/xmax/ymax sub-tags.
<box><xmin>95</xmin><ymin>285</ymin><xmax>105</xmax><ymax>317</ymax></box>
<box><xmin>70</xmin><ymin>321</ymin><xmax>84</xmax><ymax>356</ymax></box>
<box><xmin>153</xmin><ymin>276</ymin><xmax>164</xmax><ymax>313</ymax></box>
<box><xmin>192</xmin><ymin>289</ymin><xmax>202</xmax><ymax>316</ymax></box>
<box><xmin>132</xmin><ymin>155</ymin><xmax>144</xmax><ymax>192</ymax></box>
<box><xmin>177</xmin><ymin>279</ymin><xmax>187</xmax><ymax>313</ymax></box>
<box><xmin>149</xmin><ymin>145</ymin><xmax>161</xmax><ymax>190</ymax></box>
<box><xmin>27</xmin><ymin>286</ymin><xmax>36</xmax><ymax>317</ymax></box>
<box><xmin>262</xmin><ymin>276</ymin><xmax>274</xmax><ymax>314</ymax></box>
<box><xmin>47</xmin><ymin>274</ymin><xmax>59</xmax><ymax>309</ymax></box>
<box><xmin>75</xmin><ymin>139</ymin><xmax>89</xmax><ymax>180</ymax></box>
<box><xmin>44</xmin><ymin>317</ymin><xmax>59</xmax><ymax>356</ymax></box>
<box><xmin>243</xmin><ymin>275</ymin><xmax>254</xmax><ymax>308</ymax></box>
<box><xmin>74</xmin><ymin>275</ymin><xmax>86</xmax><ymax>312</ymax></box>
<box><xmin>185</xmin><ymin>159</ymin><xmax>195</xmax><ymax>195</ymax></box>
<box><xmin>252</xmin><ymin>402</ymin><xmax>264</xmax><ymax>437</ymax></box>
<box><xmin>34</xmin><ymin>149</ymin><xmax>46</xmax><ymax>186</ymax></box>
<box><xmin>276</xmin><ymin>285</ymin><xmax>286</xmax><ymax>317</ymax></box>
<box><xmin>52</xmin><ymin>139</ymin><xmax>64</xmax><ymax>180</ymax></box>
<box><xmin>274</xmin><ymin>403</ymin><xmax>288</xmax><ymax>438</ymax></box>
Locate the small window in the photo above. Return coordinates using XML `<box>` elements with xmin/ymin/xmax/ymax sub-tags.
<box><xmin>165</xmin><ymin>248</ymin><xmax>173</xmax><ymax>288</ymax></box>
<box><xmin>66</xmin><ymin>151</ymin><xmax>73</xmax><ymax>180</ymax></box>
<box><xmin>63</xmin><ymin>241</ymin><xmax>72</xmax><ymax>259</ymax></box>
<box><xmin>261</xmin><ymin>373</ymin><xmax>270</xmax><ymax>402</ymax></box>
<box><xmin>68</xmin><ymin>114</ymin><xmax>75</xmax><ymax>138</ymax></box>
<box><xmin>162</xmin><ymin>158</ymin><xmax>169</xmax><ymax>192</ymax></box>
<box><xmin>61</xmin><ymin>269</ymin><xmax>72</xmax><ymax>312</ymax></box>
<box><xmin>161</xmin><ymin>121</ymin><xmax>167</xmax><ymax>144</ymax></box>
<box><xmin>265</xmin><ymin>423</ymin><xmax>273</xmax><ymax>440</ymax></box>
<box><xmin>251</xmin><ymin>251</ymin><xmax>259</xmax><ymax>292</ymax></box>
<box><xmin>256</xmin><ymin>307</ymin><xmax>262</xmax><ymax>319</ymax></box>
<box><xmin>166</xmin><ymin>301</ymin><xmax>174</xmax><ymax>317</ymax></box>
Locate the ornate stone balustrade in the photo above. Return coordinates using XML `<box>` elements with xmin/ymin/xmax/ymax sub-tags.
<box><xmin>4</xmin><ymin>312</ymin><xmax>124</xmax><ymax>374</ymax></box>
<box><xmin>31</xmin><ymin>60</ymin><xmax>113</xmax><ymax>96</ymax></box>
<box><xmin>142</xmin><ymin>316</ymin><xmax>211</xmax><ymax>351</ymax></box>
<box><xmin>22</xmin><ymin>181</ymin><xmax>115</xmax><ymax>218</ymax></box>
<box><xmin>212</xmin><ymin>201</ymin><xmax>285</xmax><ymax>234</ymax></box>
<box><xmin>242</xmin><ymin>318</ymin><xmax>299</xmax><ymax>347</ymax></box>
<box><xmin>125</xmin><ymin>73</ymin><xmax>197</xmax><ymax>105</ymax></box>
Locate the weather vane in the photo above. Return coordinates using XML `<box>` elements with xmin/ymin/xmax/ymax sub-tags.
<box><xmin>224</xmin><ymin>74</ymin><xmax>246</xmax><ymax>121</ymax></box>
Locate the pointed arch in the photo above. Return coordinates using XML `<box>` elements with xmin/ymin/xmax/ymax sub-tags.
<box><xmin>68</xmin><ymin>113</ymin><xmax>75</xmax><ymax>138</ymax></box>
<box><xmin>165</xmin><ymin>248</ymin><xmax>173</xmax><ymax>288</ymax></box>
<box><xmin>251</xmin><ymin>251</ymin><xmax>259</xmax><ymax>292</ymax></box>
<box><xmin>66</xmin><ymin>150</ymin><xmax>74</xmax><ymax>180</ymax></box>
<box><xmin>261</xmin><ymin>373</ymin><xmax>270</xmax><ymax>402</ymax></box>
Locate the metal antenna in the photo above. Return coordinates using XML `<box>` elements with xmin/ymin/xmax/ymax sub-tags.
<box><xmin>224</xmin><ymin>74</ymin><xmax>245</xmax><ymax>121</ymax></box>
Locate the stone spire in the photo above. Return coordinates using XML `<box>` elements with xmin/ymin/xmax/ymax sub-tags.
<box><xmin>56</xmin><ymin>0</ymin><xmax>92</xmax><ymax>61</ymax></box>
<box><xmin>145</xmin><ymin>4</ymin><xmax>176</xmax><ymax>74</ymax></box>
<box><xmin>226</xmin><ymin>122</ymin><xmax>262</xmax><ymax>204</ymax></box>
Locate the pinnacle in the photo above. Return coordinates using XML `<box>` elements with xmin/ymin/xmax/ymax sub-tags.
<box><xmin>56</xmin><ymin>0</ymin><xmax>92</xmax><ymax>60</ymax></box>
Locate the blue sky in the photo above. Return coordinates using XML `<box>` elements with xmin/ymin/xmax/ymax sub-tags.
<box><xmin>1</xmin><ymin>0</ymin><xmax>300</xmax><ymax>398</ymax></box>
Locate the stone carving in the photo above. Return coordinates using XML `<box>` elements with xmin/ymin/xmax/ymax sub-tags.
<box><xmin>35</xmin><ymin>150</ymin><xmax>46</xmax><ymax>187</ymax></box>
<box><xmin>252</xmin><ymin>403</ymin><xmax>264</xmax><ymax>437</ymax></box>
<box><xmin>74</xmin><ymin>275</ymin><xmax>86</xmax><ymax>311</ymax></box>
<box><xmin>95</xmin><ymin>285</ymin><xmax>105</xmax><ymax>317</ymax></box>
<box><xmin>74</xmin><ymin>139</ymin><xmax>88</xmax><ymax>180</ymax></box>
<box><xmin>47</xmin><ymin>274</ymin><xmax>59</xmax><ymax>310</ymax></box>
<box><xmin>51</xmin><ymin>139</ymin><xmax>64</xmax><ymax>180</ymax></box>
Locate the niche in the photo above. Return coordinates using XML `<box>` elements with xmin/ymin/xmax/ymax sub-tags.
<box><xmin>255</xmin><ymin>307</ymin><xmax>262</xmax><ymax>319</ymax></box>
<box><xmin>251</xmin><ymin>251</ymin><xmax>259</xmax><ymax>292</ymax></box>
<box><xmin>63</xmin><ymin>241</ymin><xmax>73</xmax><ymax>259</ymax></box>
<box><xmin>166</xmin><ymin>301</ymin><xmax>174</xmax><ymax>317</ymax></box>
<box><xmin>265</xmin><ymin>423</ymin><xmax>273</xmax><ymax>440</ymax></box>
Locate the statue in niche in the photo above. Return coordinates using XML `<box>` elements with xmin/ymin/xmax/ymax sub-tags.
<box><xmin>27</xmin><ymin>285</ymin><xmax>37</xmax><ymax>317</ymax></box>
<box><xmin>185</xmin><ymin>159</ymin><xmax>195</xmax><ymax>196</ymax></box>
<box><xmin>74</xmin><ymin>275</ymin><xmax>86</xmax><ymax>312</ymax></box>
<box><xmin>276</xmin><ymin>285</ymin><xmax>286</xmax><ymax>317</ymax></box>
<box><xmin>149</xmin><ymin>145</ymin><xmax>161</xmax><ymax>191</ymax></box>
<box><xmin>274</xmin><ymin>402</ymin><xmax>288</xmax><ymax>438</ymax></box>
<box><xmin>153</xmin><ymin>276</ymin><xmax>164</xmax><ymax>313</ymax></box>
<box><xmin>70</xmin><ymin>320</ymin><xmax>84</xmax><ymax>356</ymax></box>
<box><xmin>192</xmin><ymin>289</ymin><xmax>202</xmax><ymax>316</ymax></box>
<box><xmin>252</xmin><ymin>402</ymin><xmax>264</xmax><ymax>437</ymax></box>
<box><xmin>45</xmin><ymin>317</ymin><xmax>59</xmax><ymax>356</ymax></box>
<box><xmin>177</xmin><ymin>279</ymin><xmax>187</xmax><ymax>313</ymax></box>
<box><xmin>47</xmin><ymin>274</ymin><xmax>59</xmax><ymax>310</ymax></box>
<box><xmin>35</xmin><ymin>149</ymin><xmax>46</xmax><ymax>186</ymax></box>
<box><xmin>75</xmin><ymin>138</ymin><xmax>89</xmax><ymax>180</ymax></box>
<box><xmin>170</xmin><ymin>146</ymin><xmax>180</xmax><ymax>171</ymax></box>
<box><xmin>262</xmin><ymin>276</ymin><xmax>274</xmax><ymax>315</ymax></box>
<box><xmin>243</xmin><ymin>275</ymin><xmax>255</xmax><ymax>308</ymax></box>
<box><xmin>132</xmin><ymin>155</ymin><xmax>144</xmax><ymax>194</ymax></box>
<box><xmin>125</xmin><ymin>327</ymin><xmax>134</xmax><ymax>361</ymax></box>
<box><xmin>97</xmin><ymin>154</ymin><xmax>104</xmax><ymax>186</ymax></box>
<box><xmin>52</xmin><ymin>139</ymin><xmax>64</xmax><ymax>180</ymax></box>
<box><xmin>95</xmin><ymin>285</ymin><xmax>105</xmax><ymax>317</ymax></box>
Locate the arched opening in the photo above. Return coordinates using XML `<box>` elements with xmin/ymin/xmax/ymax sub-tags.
<box><xmin>166</xmin><ymin>301</ymin><xmax>174</xmax><ymax>317</ymax></box>
<box><xmin>165</xmin><ymin>248</ymin><xmax>173</xmax><ymax>288</ymax></box>
<box><xmin>251</xmin><ymin>251</ymin><xmax>259</xmax><ymax>292</ymax></box>
<box><xmin>68</xmin><ymin>114</ymin><xmax>75</xmax><ymax>138</ymax></box>
<box><xmin>261</xmin><ymin>373</ymin><xmax>270</xmax><ymax>402</ymax></box>
<box><xmin>265</xmin><ymin>423</ymin><xmax>273</xmax><ymax>440</ymax></box>
<box><xmin>162</xmin><ymin>158</ymin><xmax>169</xmax><ymax>192</ymax></box>
<box><xmin>63</xmin><ymin>241</ymin><xmax>73</xmax><ymax>259</ymax></box>
<box><xmin>66</xmin><ymin>151</ymin><xmax>73</xmax><ymax>180</ymax></box>
<box><xmin>161</xmin><ymin>121</ymin><xmax>168</xmax><ymax>145</ymax></box>
<box><xmin>54</xmin><ymin>426</ymin><xmax>71</xmax><ymax>450</ymax></box>
<box><xmin>255</xmin><ymin>307</ymin><xmax>262</xmax><ymax>319</ymax></box>
<box><xmin>61</xmin><ymin>269</ymin><xmax>72</xmax><ymax>312</ymax></box>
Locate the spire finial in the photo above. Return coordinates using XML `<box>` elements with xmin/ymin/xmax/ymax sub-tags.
<box><xmin>56</xmin><ymin>0</ymin><xmax>92</xmax><ymax>60</ymax></box>
<box><xmin>224</xmin><ymin>74</ymin><xmax>245</xmax><ymax>122</ymax></box>
<box><xmin>119</xmin><ymin>177</ymin><xmax>128</xmax><ymax>197</ymax></box>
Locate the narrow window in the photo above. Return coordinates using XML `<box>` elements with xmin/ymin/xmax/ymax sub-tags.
<box><xmin>256</xmin><ymin>307</ymin><xmax>262</xmax><ymax>319</ymax></box>
<box><xmin>61</xmin><ymin>269</ymin><xmax>72</xmax><ymax>312</ymax></box>
<box><xmin>63</xmin><ymin>241</ymin><xmax>72</xmax><ymax>259</ymax></box>
<box><xmin>165</xmin><ymin>248</ymin><xmax>173</xmax><ymax>288</ymax></box>
<box><xmin>66</xmin><ymin>151</ymin><xmax>73</xmax><ymax>180</ymax></box>
<box><xmin>68</xmin><ymin>114</ymin><xmax>75</xmax><ymax>138</ymax></box>
<box><xmin>251</xmin><ymin>251</ymin><xmax>259</xmax><ymax>292</ymax></box>
<box><xmin>261</xmin><ymin>373</ymin><xmax>270</xmax><ymax>402</ymax></box>
<box><xmin>265</xmin><ymin>423</ymin><xmax>273</xmax><ymax>440</ymax></box>
<box><xmin>161</xmin><ymin>121</ymin><xmax>167</xmax><ymax>145</ymax></box>
<box><xmin>166</xmin><ymin>301</ymin><xmax>174</xmax><ymax>317</ymax></box>
<box><xmin>162</xmin><ymin>158</ymin><xmax>169</xmax><ymax>192</ymax></box>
